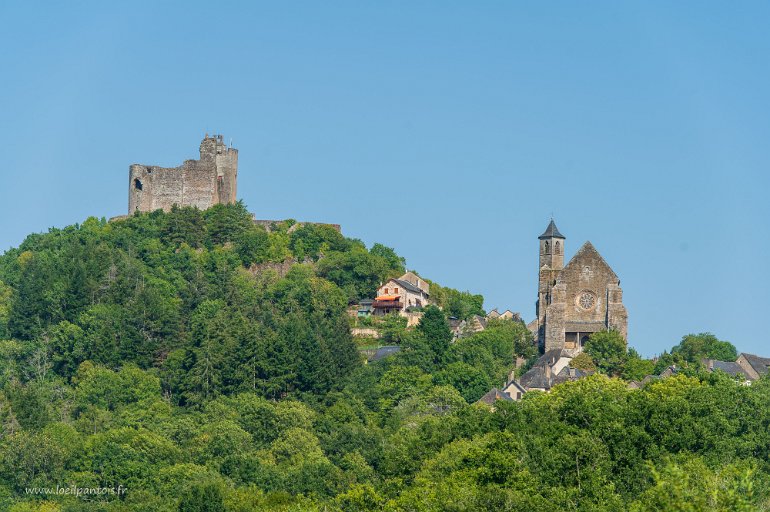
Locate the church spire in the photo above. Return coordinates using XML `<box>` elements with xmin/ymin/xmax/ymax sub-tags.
<box><xmin>538</xmin><ymin>219</ymin><xmax>565</xmax><ymax>240</ymax></box>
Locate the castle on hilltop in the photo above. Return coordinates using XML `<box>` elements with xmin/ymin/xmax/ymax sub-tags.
<box><xmin>128</xmin><ymin>134</ymin><xmax>238</xmax><ymax>214</ymax></box>
<box><xmin>531</xmin><ymin>219</ymin><xmax>628</xmax><ymax>353</ymax></box>
<box><xmin>123</xmin><ymin>135</ymin><xmax>341</xmax><ymax>232</ymax></box>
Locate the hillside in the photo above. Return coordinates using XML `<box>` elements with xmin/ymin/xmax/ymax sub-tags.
<box><xmin>0</xmin><ymin>204</ymin><xmax>769</xmax><ymax>511</ymax></box>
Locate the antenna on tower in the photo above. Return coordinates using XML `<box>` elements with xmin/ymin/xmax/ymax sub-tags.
<box><xmin>229</xmin><ymin>138</ymin><xmax>233</xmax><ymax>148</ymax></box>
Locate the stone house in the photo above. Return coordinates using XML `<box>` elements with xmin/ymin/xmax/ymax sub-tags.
<box><xmin>475</xmin><ymin>388</ymin><xmax>514</xmax><ymax>408</ymax></box>
<box><xmin>487</xmin><ymin>309</ymin><xmax>520</xmax><ymax>321</ymax></box>
<box><xmin>372</xmin><ymin>273</ymin><xmax>430</xmax><ymax>316</ymax></box>
<box><xmin>485</xmin><ymin>349</ymin><xmax>590</xmax><ymax>401</ymax></box>
<box><xmin>503</xmin><ymin>380</ymin><xmax>528</xmax><ymax>401</ymax></box>
<box><xmin>735</xmin><ymin>353</ymin><xmax>770</xmax><ymax>381</ymax></box>
<box><xmin>449</xmin><ymin>314</ymin><xmax>488</xmax><ymax>340</ymax></box>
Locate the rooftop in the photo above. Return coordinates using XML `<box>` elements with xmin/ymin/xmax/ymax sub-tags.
<box><xmin>538</xmin><ymin>219</ymin><xmax>565</xmax><ymax>240</ymax></box>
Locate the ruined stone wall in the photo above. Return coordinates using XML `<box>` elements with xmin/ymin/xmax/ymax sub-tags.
<box><xmin>128</xmin><ymin>135</ymin><xmax>238</xmax><ymax>214</ymax></box>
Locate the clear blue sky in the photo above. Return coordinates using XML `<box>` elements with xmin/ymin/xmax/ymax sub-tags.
<box><xmin>1</xmin><ymin>2</ymin><xmax>768</xmax><ymax>357</ymax></box>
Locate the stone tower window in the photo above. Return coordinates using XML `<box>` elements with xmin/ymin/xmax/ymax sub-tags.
<box><xmin>544</xmin><ymin>241</ymin><xmax>550</xmax><ymax>254</ymax></box>
<box><xmin>134</xmin><ymin>179</ymin><xmax>143</xmax><ymax>191</ymax></box>
<box><xmin>555</xmin><ymin>241</ymin><xmax>561</xmax><ymax>254</ymax></box>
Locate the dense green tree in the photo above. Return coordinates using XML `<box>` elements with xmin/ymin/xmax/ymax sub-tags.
<box><xmin>427</xmin><ymin>281</ymin><xmax>485</xmax><ymax>319</ymax></box>
<box><xmin>416</xmin><ymin>306</ymin><xmax>453</xmax><ymax>367</ymax></box>
<box><xmin>369</xmin><ymin>243</ymin><xmax>405</xmax><ymax>274</ymax></box>
<box><xmin>178</xmin><ymin>481</ymin><xmax>225</xmax><ymax>512</ymax></box>
<box><xmin>203</xmin><ymin>201</ymin><xmax>255</xmax><ymax>247</ymax></box>
<box><xmin>622</xmin><ymin>349</ymin><xmax>656</xmax><ymax>381</ymax></box>
<box><xmin>585</xmin><ymin>330</ymin><xmax>627</xmax><ymax>375</ymax></box>
<box><xmin>162</xmin><ymin>205</ymin><xmax>206</xmax><ymax>248</ymax></box>
<box><xmin>671</xmin><ymin>333</ymin><xmax>738</xmax><ymax>363</ymax></box>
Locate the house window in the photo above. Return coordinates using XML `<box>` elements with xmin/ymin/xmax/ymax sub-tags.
<box><xmin>384</xmin><ymin>288</ymin><xmax>389</xmax><ymax>294</ymax></box>
<box><xmin>394</xmin><ymin>288</ymin><xmax>398</xmax><ymax>294</ymax></box>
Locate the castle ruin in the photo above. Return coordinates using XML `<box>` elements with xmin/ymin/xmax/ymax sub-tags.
<box><xmin>128</xmin><ymin>134</ymin><xmax>238</xmax><ymax>214</ymax></box>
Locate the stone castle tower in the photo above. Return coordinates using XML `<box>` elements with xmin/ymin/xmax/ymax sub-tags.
<box><xmin>128</xmin><ymin>134</ymin><xmax>238</xmax><ymax>214</ymax></box>
<box><xmin>535</xmin><ymin>219</ymin><xmax>628</xmax><ymax>352</ymax></box>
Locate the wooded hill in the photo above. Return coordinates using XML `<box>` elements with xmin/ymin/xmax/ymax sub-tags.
<box><xmin>0</xmin><ymin>203</ymin><xmax>767</xmax><ymax>511</ymax></box>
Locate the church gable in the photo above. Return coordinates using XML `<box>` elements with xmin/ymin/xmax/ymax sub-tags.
<box><xmin>558</xmin><ymin>241</ymin><xmax>619</xmax><ymax>284</ymax></box>
<box><xmin>553</xmin><ymin>240</ymin><xmax>622</xmax><ymax>332</ymax></box>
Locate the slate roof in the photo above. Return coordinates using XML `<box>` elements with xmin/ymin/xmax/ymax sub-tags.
<box><xmin>390</xmin><ymin>278</ymin><xmax>424</xmax><ymax>294</ymax></box>
<box><xmin>710</xmin><ymin>360</ymin><xmax>752</xmax><ymax>379</ymax></box>
<box><xmin>539</xmin><ymin>219</ymin><xmax>566</xmax><ymax>240</ymax></box>
<box><xmin>477</xmin><ymin>388</ymin><xmax>514</xmax><ymax>405</ymax></box>
<box><xmin>519</xmin><ymin>366</ymin><xmax>552</xmax><ymax>390</ymax></box>
<box><xmin>471</xmin><ymin>315</ymin><xmax>488</xmax><ymax>329</ymax></box>
<box><xmin>552</xmin><ymin>366</ymin><xmax>590</xmax><ymax>386</ymax></box>
<box><xmin>370</xmin><ymin>346</ymin><xmax>401</xmax><ymax>361</ymax></box>
<box><xmin>741</xmin><ymin>353</ymin><xmax>770</xmax><ymax>377</ymax></box>
<box><xmin>659</xmin><ymin>365</ymin><xmax>680</xmax><ymax>378</ymax></box>
<box><xmin>535</xmin><ymin>349</ymin><xmax>570</xmax><ymax>367</ymax></box>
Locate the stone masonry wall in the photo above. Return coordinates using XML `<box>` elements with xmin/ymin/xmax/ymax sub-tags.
<box><xmin>128</xmin><ymin>135</ymin><xmax>238</xmax><ymax>214</ymax></box>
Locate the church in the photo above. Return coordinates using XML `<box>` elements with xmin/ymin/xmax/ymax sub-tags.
<box><xmin>532</xmin><ymin>219</ymin><xmax>628</xmax><ymax>353</ymax></box>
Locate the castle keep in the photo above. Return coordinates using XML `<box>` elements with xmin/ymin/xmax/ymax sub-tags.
<box><xmin>534</xmin><ymin>219</ymin><xmax>628</xmax><ymax>352</ymax></box>
<box><xmin>128</xmin><ymin>134</ymin><xmax>238</xmax><ymax>213</ymax></box>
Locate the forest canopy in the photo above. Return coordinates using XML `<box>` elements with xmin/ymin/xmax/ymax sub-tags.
<box><xmin>0</xmin><ymin>203</ymin><xmax>767</xmax><ymax>511</ymax></box>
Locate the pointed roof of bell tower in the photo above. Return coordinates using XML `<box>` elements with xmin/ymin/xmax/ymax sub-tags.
<box><xmin>538</xmin><ymin>219</ymin><xmax>565</xmax><ymax>240</ymax></box>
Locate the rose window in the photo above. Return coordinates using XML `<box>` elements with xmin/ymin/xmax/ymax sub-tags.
<box><xmin>578</xmin><ymin>291</ymin><xmax>596</xmax><ymax>310</ymax></box>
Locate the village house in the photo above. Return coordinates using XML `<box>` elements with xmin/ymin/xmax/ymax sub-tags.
<box><xmin>735</xmin><ymin>353</ymin><xmax>770</xmax><ymax>380</ymax></box>
<box><xmin>480</xmin><ymin>349</ymin><xmax>591</xmax><ymax>403</ymax></box>
<box><xmin>372</xmin><ymin>272</ymin><xmax>430</xmax><ymax>316</ymax></box>
<box><xmin>701</xmin><ymin>353</ymin><xmax>770</xmax><ymax>384</ymax></box>
<box><xmin>449</xmin><ymin>314</ymin><xmax>488</xmax><ymax>340</ymax></box>
<box><xmin>487</xmin><ymin>308</ymin><xmax>520</xmax><ymax>322</ymax></box>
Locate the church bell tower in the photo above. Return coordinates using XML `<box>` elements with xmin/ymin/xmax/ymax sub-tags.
<box><xmin>539</xmin><ymin>219</ymin><xmax>565</xmax><ymax>270</ymax></box>
<box><xmin>536</xmin><ymin>219</ymin><xmax>566</xmax><ymax>344</ymax></box>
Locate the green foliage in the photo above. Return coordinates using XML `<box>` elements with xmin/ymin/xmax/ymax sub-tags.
<box><xmin>178</xmin><ymin>481</ymin><xmax>225</xmax><ymax>512</ymax></box>
<box><xmin>585</xmin><ymin>330</ymin><xmax>627</xmax><ymax>375</ymax></box>
<box><xmin>672</xmin><ymin>333</ymin><xmax>738</xmax><ymax>363</ymax></box>
<box><xmin>316</xmin><ymin>243</ymin><xmax>403</xmax><ymax>303</ymax></box>
<box><xmin>0</xmin><ymin>206</ymin><xmax>767</xmax><ymax>511</ymax></box>
<box><xmin>427</xmin><ymin>280</ymin><xmax>484</xmax><ymax>319</ymax></box>
<box><xmin>570</xmin><ymin>352</ymin><xmax>597</xmax><ymax>372</ymax></box>
<box><xmin>376</xmin><ymin>313</ymin><xmax>408</xmax><ymax>344</ymax></box>
<box><xmin>415</xmin><ymin>305</ymin><xmax>453</xmax><ymax>367</ymax></box>
<box><xmin>622</xmin><ymin>349</ymin><xmax>656</xmax><ymax>381</ymax></box>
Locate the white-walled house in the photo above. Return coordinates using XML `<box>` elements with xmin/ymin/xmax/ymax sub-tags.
<box><xmin>372</xmin><ymin>272</ymin><xmax>430</xmax><ymax>316</ymax></box>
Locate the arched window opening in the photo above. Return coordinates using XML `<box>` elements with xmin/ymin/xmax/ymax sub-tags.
<box><xmin>544</xmin><ymin>241</ymin><xmax>550</xmax><ymax>254</ymax></box>
<box><xmin>555</xmin><ymin>241</ymin><xmax>561</xmax><ymax>254</ymax></box>
<box><xmin>134</xmin><ymin>178</ymin><xmax>143</xmax><ymax>191</ymax></box>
